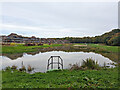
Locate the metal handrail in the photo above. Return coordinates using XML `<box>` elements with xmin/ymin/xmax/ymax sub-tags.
<box><xmin>47</xmin><ymin>56</ymin><xmax>63</xmax><ymax>70</ymax></box>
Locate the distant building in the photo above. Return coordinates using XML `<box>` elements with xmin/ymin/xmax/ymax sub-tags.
<box><xmin>1</xmin><ymin>33</ymin><xmax>70</xmax><ymax>44</ymax></box>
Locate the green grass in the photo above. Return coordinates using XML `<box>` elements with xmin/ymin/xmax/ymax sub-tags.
<box><xmin>2</xmin><ymin>67</ymin><xmax>119</xmax><ymax>88</ymax></box>
<box><xmin>88</xmin><ymin>44</ymin><xmax>119</xmax><ymax>53</ymax></box>
<box><xmin>1</xmin><ymin>43</ymin><xmax>119</xmax><ymax>88</ymax></box>
<box><xmin>72</xmin><ymin>43</ymin><xmax>119</xmax><ymax>53</ymax></box>
<box><xmin>1</xmin><ymin>43</ymin><xmax>119</xmax><ymax>54</ymax></box>
<box><xmin>1</xmin><ymin>44</ymin><xmax>62</xmax><ymax>54</ymax></box>
<box><xmin>0</xmin><ymin>71</ymin><xmax>2</xmax><ymax>89</ymax></box>
<box><xmin>73</xmin><ymin>43</ymin><xmax>87</xmax><ymax>45</ymax></box>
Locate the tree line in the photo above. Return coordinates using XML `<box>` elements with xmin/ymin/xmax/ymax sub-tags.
<box><xmin>63</xmin><ymin>29</ymin><xmax>120</xmax><ymax>46</ymax></box>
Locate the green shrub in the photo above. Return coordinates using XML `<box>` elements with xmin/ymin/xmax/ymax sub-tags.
<box><xmin>81</xmin><ymin>58</ymin><xmax>100</xmax><ymax>70</ymax></box>
<box><xmin>69</xmin><ymin>58</ymin><xmax>101</xmax><ymax>71</ymax></box>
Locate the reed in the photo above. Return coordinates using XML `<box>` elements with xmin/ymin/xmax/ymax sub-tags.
<box><xmin>69</xmin><ymin>63</ymin><xmax>82</xmax><ymax>71</ymax></box>
<box><xmin>69</xmin><ymin>58</ymin><xmax>101</xmax><ymax>71</ymax></box>
<box><xmin>81</xmin><ymin>58</ymin><xmax>100</xmax><ymax>70</ymax></box>
<box><xmin>19</xmin><ymin>65</ymin><xmax>26</xmax><ymax>71</ymax></box>
<box><xmin>27</xmin><ymin>65</ymin><xmax>34</xmax><ymax>72</ymax></box>
<box><xmin>11</xmin><ymin>65</ymin><xmax>17</xmax><ymax>69</ymax></box>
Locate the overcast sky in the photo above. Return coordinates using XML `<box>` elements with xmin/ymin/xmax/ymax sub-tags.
<box><xmin>0</xmin><ymin>1</ymin><xmax>118</xmax><ymax>38</ymax></box>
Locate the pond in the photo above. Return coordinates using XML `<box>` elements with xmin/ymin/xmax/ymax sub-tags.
<box><xmin>1</xmin><ymin>50</ymin><xmax>116</xmax><ymax>73</ymax></box>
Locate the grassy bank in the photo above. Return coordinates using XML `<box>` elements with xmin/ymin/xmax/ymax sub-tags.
<box><xmin>88</xmin><ymin>44</ymin><xmax>119</xmax><ymax>53</ymax></box>
<box><xmin>0</xmin><ymin>71</ymin><xmax>2</xmax><ymax>89</ymax></box>
<box><xmin>2</xmin><ymin>67</ymin><xmax>119</xmax><ymax>88</ymax></box>
<box><xmin>72</xmin><ymin>43</ymin><xmax>119</xmax><ymax>53</ymax></box>
<box><xmin>1</xmin><ymin>44</ymin><xmax>62</xmax><ymax>54</ymax></box>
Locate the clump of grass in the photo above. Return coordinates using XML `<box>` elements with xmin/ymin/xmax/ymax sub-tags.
<box><xmin>27</xmin><ymin>65</ymin><xmax>34</xmax><ymax>72</ymax></box>
<box><xmin>103</xmin><ymin>62</ymin><xmax>110</xmax><ymax>69</ymax></box>
<box><xmin>5</xmin><ymin>66</ymin><xmax>11</xmax><ymax>70</ymax></box>
<box><xmin>19</xmin><ymin>65</ymin><xmax>26</xmax><ymax>71</ymax></box>
<box><xmin>5</xmin><ymin>65</ymin><xmax>34</xmax><ymax>72</ymax></box>
<box><xmin>11</xmin><ymin>65</ymin><xmax>17</xmax><ymax>70</ymax></box>
<box><xmin>69</xmin><ymin>58</ymin><xmax>101</xmax><ymax>71</ymax></box>
<box><xmin>81</xmin><ymin>58</ymin><xmax>100</xmax><ymax>70</ymax></box>
<box><xmin>69</xmin><ymin>63</ymin><xmax>82</xmax><ymax>71</ymax></box>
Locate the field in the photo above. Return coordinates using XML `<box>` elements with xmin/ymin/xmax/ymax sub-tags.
<box><xmin>1</xmin><ymin>43</ymin><xmax>119</xmax><ymax>88</ymax></box>
<box><xmin>2</xmin><ymin>67</ymin><xmax>119</xmax><ymax>88</ymax></box>
<box><xmin>1</xmin><ymin>43</ymin><xmax>119</xmax><ymax>54</ymax></box>
<box><xmin>72</xmin><ymin>43</ymin><xmax>119</xmax><ymax>53</ymax></box>
<box><xmin>1</xmin><ymin>44</ymin><xmax>62</xmax><ymax>54</ymax></box>
<box><xmin>88</xmin><ymin>44</ymin><xmax>119</xmax><ymax>53</ymax></box>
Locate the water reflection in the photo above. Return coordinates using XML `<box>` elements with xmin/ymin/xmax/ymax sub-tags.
<box><xmin>1</xmin><ymin>51</ymin><xmax>116</xmax><ymax>73</ymax></box>
<box><xmin>2</xmin><ymin>53</ymin><xmax>24</xmax><ymax>60</ymax></box>
<box><xmin>1</xmin><ymin>46</ymin><xmax>118</xmax><ymax>73</ymax></box>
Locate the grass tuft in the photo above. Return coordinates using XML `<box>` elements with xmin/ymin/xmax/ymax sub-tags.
<box><xmin>19</xmin><ymin>65</ymin><xmax>26</xmax><ymax>71</ymax></box>
<box><xmin>5</xmin><ymin>66</ymin><xmax>11</xmax><ymax>70</ymax></box>
<box><xmin>81</xmin><ymin>58</ymin><xmax>100</xmax><ymax>70</ymax></box>
<box><xmin>11</xmin><ymin>65</ymin><xmax>17</xmax><ymax>70</ymax></box>
<box><xmin>27</xmin><ymin>65</ymin><xmax>34</xmax><ymax>72</ymax></box>
<box><xmin>69</xmin><ymin>58</ymin><xmax>101</xmax><ymax>71</ymax></box>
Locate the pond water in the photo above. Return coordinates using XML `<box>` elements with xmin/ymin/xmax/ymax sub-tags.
<box><xmin>1</xmin><ymin>51</ymin><xmax>116</xmax><ymax>73</ymax></box>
